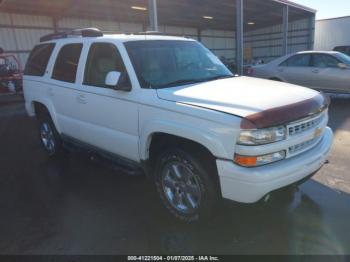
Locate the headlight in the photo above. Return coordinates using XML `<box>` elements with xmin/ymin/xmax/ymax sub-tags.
<box><xmin>234</xmin><ymin>151</ymin><xmax>286</xmax><ymax>167</ymax></box>
<box><xmin>238</xmin><ymin>126</ymin><xmax>286</xmax><ymax>145</ymax></box>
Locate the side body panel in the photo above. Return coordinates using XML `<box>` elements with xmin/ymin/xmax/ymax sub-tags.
<box><xmin>137</xmin><ymin>89</ymin><xmax>241</xmax><ymax>161</ymax></box>
<box><xmin>54</xmin><ymin>39</ymin><xmax>140</xmax><ymax>162</ymax></box>
<box><xmin>310</xmin><ymin>67</ymin><xmax>350</xmax><ymax>93</ymax></box>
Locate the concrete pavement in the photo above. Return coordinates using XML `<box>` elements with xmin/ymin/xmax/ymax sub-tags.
<box><xmin>0</xmin><ymin>96</ymin><xmax>349</xmax><ymax>255</ymax></box>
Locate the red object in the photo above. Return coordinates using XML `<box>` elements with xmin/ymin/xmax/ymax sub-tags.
<box><xmin>0</xmin><ymin>54</ymin><xmax>23</xmax><ymax>80</ymax></box>
<box><xmin>241</xmin><ymin>93</ymin><xmax>330</xmax><ymax>129</ymax></box>
<box><xmin>0</xmin><ymin>53</ymin><xmax>23</xmax><ymax>92</ymax></box>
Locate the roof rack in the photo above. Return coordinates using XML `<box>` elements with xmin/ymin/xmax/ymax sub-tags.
<box><xmin>133</xmin><ymin>31</ymin><xmax>164</xmax><ymax>35</ymax></box>
<box><xmin>101</xmin><ymin>30</ymin><xmax>164</xmax><ymax>36</ymax></box>
<box><xmin>40</xmin><ymin>28</ymin><xmax>103</xmax><ymax>42</ymax></box>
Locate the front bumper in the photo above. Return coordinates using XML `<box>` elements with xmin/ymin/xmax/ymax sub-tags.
<box><xmin>217</xmin><ymin>127</ymin><xmax>333</xmax><ymax>203</ymax></box>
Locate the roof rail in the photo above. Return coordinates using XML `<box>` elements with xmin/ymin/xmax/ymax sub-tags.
<box><xmin>133</xmin><ymin>31</ymin><xmax>164</xmax><ymax>35</ymax></box>
<box><xmin>40</xmin><ymin>28</ymin><xmax>103</xmax><ymax>42</ymax></box>
<box><xmin>102</xmin><ymin>30</ymin><xmax>164</xmax><ymax>36</ymax></box>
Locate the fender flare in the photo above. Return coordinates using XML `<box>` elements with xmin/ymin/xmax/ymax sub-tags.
<box><xmin>30</xmin><ymin>98</ymin><xmax>62</xmax><ymax>134</ymax></box>
<box><xmin>139</xmin><ymin>120</ymin><xmax>227</xmax><ymax>160</ymax></box>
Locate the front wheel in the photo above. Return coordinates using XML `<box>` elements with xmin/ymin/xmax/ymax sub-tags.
<box><xmin>155</xmin><ymin>148</ymin><xmax>219</xmax><ymax>222</ymax></box>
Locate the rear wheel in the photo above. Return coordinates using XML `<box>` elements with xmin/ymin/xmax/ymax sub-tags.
<box><xmin>38</xmin><ymin>114</ymin><xmax>63</xmax><ymax>157</ymax></box>
<box><xmin>155</xmin><ymin>148</ymin><xmax>219</xmax><ymax>222</ymax></box>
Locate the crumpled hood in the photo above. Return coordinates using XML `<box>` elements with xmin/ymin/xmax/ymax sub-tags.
<box><xmin>156</xmin><ymin>76</ymin><xmax>320</xmax><ymax>118</ymax></box>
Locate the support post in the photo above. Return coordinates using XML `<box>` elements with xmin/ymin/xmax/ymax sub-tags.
<box><xmin>308</xmin><ymin>13</ymin><xmax>316</xmax><ymax>50</ymax></box>
<box><xmin>197</xmin><ymin>28</ymin><xmax>202</xmax><ymax>42</ymax></box>
<box><xmin>235</xmin><ymin>0</ymin><xmax>244</xmax><ymax>75</ymax></box>
<box><xmin>53</xmin><ymin>17</ymin><xmax>59</xmax><ymax>33</ymax></box>
<box><xmin>148</xmin><ymin>0</ymin><xmax>159</xmax><ymax>32</ymax></box>
<box><xmin>282</xmin><ymin>5</ymin><xmax>289</xmax><ymax>56</ymax></box>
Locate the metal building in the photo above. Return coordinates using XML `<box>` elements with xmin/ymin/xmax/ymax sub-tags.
<box><xmin>0</xmin><ymin>0</ymin><xmax>316</xmax><ymax>74</ymax></box>
<box><xmin>315</xmin><ymin>16</ymin><xmax>350</xmax><ymax>51</ymax></box>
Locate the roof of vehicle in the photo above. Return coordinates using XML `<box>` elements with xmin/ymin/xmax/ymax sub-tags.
<box><xmin>41</xmin><ymin>34</ymin><xmax>195</xmax><ymax>44</ymax></box>
<box><xmin>295</xmin><ymin>51</ymin><xmax>340</xmax><ymax>55</ymax></box>
<box><xmin>103</xmin><ymin>34</ymin><xmax>194</xmax><ymax>42</ymax></box>
<box><xmin>39</xmin><ymin>28</ymin><xmax>195</xmax><ymax>44</ymax></box>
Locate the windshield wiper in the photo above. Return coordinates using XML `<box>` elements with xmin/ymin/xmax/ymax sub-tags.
<box><xmin>205</xmin><ymin>75</ymin><xmax>234</xmax><ymax>81</ymax></box>
<box><xmin>153</xmin><ymin>75</ymin><xmax>234</xmax><ymax>89</ymax></box>
<box><xmin>154</xmin><ymin>79</ymin><xmax>204</xmax><ymax>88</ymax></box>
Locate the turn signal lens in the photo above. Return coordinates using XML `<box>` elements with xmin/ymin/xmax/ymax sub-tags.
<box><xmin>234</xmin><ymin>155</ymin><xmax>257</xmax><ymax>167</ymax></box>
<box><xmin>234</xmin><ymin>151</ymin><xmax>286</xmax><ymax>167</ymax></box>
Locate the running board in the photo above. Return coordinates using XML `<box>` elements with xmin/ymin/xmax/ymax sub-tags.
<box><xmin>61</xmin><ymin>135</ymin><xmax>144</xmax><ymax>176</ymax></box>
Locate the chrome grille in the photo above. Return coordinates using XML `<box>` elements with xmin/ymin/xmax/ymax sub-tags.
<box><xmin>288</xmin><ymin>113</ymin><xmax>325</xmax><ymax>137</ymax></box>
<box><xmin>289</xmin><ymin>136</ymin><xmax>320</xmax><ymax>155</ymax></box>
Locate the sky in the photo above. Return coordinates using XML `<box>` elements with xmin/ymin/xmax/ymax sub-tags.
<box><xmin>292</xmin><ymin>0</ymin><xmax>350</xmax><ymax>19</ymax></box>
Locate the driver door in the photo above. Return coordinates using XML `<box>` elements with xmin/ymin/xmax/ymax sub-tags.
<box><xmin>75</xmin><ymin>41</ymin><xmax>139</xmax><ymax>162</ymax></box>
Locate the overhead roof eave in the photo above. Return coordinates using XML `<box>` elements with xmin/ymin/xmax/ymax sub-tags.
<box><xmin>272</xmin><ymin>0</ymin><xmax>317</xmax><ymax>13</ymax></box>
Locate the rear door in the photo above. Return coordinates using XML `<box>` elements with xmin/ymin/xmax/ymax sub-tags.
<box><xmin>310</xmin><ymin>53</ymin><xmax>349</xmax><ymax>92</ymax></box>
<box><xmin>276</xmin><ymin>54</ymin><xmax>313</xmax><ymax>87</ymax></box>
<box><xmin>49</xmin><ymin>42</ymin><xmax>84</xmax><ymax>138</ymax></box>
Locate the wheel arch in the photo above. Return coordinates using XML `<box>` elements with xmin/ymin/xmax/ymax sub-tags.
<box><xmin>140</xmin><ymin>121</ymin><xmax>226</xmax><ymax>162</ymax></box>
<box><xmin>31</xmin><ymin>100</ymin><xmax>62</xmax><ymax>133</ymax></box>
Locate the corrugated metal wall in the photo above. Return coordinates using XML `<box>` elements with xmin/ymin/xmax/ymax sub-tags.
<box><xmin>0</xmin><ymin>12</ymin><xmax>199</xmax><ymax>67</ymax></box>
<box><xmin>245</xmin><ymin>18</ymin><xmax>311</xmax><ymax>62</ymax></box>
<box><xmin>315</xmin><ymin>16</ymin><xmax>350</xmax><ymax>51</ymax></box>
<box><xmin>0</xmin><ymin>11</ymin><xmax>311</xmax><ymax>68</ymax></box>
<box><xmin>0</xmin><ymin>12</ymin><xmax>54</xmax><ymax>66</ymax></box>
<box><xmin>201</xmin><ymin>29</ymin><xmax>235</xmax><ymax>59</ymax></box>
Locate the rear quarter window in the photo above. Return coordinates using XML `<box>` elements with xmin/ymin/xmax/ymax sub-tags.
<box><xmin>24</xmin><ymin>43</ymin><xmax>55</xmax><ymax>76</ymax></box>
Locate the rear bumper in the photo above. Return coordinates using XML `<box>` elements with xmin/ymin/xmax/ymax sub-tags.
<box><xmin>217</xmin><ymin>127</ymin><xmax>333</xmax><ymax>203</ymax></box>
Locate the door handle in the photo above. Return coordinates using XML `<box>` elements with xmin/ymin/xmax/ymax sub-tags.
<box><xmin>76</xmin><ymin>93</ymin><xmax>87</xmax><ymax>104</ymax></box>
<box><xmin>312</xmin><ymin>69</ymin><xmax>319</xmax><ymax>74</ymax></box>
<box><xmin>278</xmin><ymin>68</ymin><xmax>284</xmax><ymax>72</ymax></box>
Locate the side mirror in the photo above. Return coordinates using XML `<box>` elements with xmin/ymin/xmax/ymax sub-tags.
<box><xmin>105</xmin><ymin>71</ymin><xmax>132</xmax><ymax>92</ymax></box>
<box><xmin>105</xmin><ymin>71</ymin><xmax>121</xmax><ymax>87</ymax></box>
<box><xmin>338</xmin><ymin>63</ymin><xmax>348</xmax><ymax>69</ymax></box>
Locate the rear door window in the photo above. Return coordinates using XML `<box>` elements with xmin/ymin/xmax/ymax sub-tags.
<box><xmin>280</xmin><ymin>54</ymin><xmax>311</xmax><ymax>67</ymax></box>
<box><xmin>52</xmin><ymin>43</ymin><xmax>83</xmax><ymax>83</ymax></box>
<box><xmin>24</xmin><ymin>43</ymin><xmax>55</xmax><ymax>76</ymax></box>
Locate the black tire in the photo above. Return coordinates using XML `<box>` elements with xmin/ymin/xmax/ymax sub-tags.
<box><xmin>155</xmin><ymin>148</ymin><xmax>219</xmax><ymax>222</ymax></box>
<box><xmin>37</xmin><ymin>112</ymin><xmax>64</xmax><ymax>158</ymax></box>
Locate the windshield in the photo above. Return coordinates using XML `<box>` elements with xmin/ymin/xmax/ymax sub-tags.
<box><xmin>336</xmin><ymin>52</ymin><xmax>350</xmax><ymax>66</ymax></box>
<box><xmin>124</xmin><ymin>40</ymin><xmax>233</xmax><ymax>89</ymax></box>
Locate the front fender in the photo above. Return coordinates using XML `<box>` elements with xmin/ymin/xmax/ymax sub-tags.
<box><xmin>139</xmin><ymin>119</ymin><xmax>228</xmax><ymax>160</ymax></box>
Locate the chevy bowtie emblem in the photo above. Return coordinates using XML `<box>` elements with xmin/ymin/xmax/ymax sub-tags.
<box><xmin>314</xmin><ymin>128</ymin><xmax>323</xmax><ymax>138</ymax></box>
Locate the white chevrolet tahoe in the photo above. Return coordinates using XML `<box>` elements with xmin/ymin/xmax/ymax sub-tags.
<box><xmin>23</xmin><ymin>28</ymin><xmax>333</xmax><ymax>222</ymax></box>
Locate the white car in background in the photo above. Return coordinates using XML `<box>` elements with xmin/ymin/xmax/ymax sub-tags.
<box><xmin>249</xmin><ymin>51</ymin><xmax>350</xmax><ymax>93</ymax></box>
